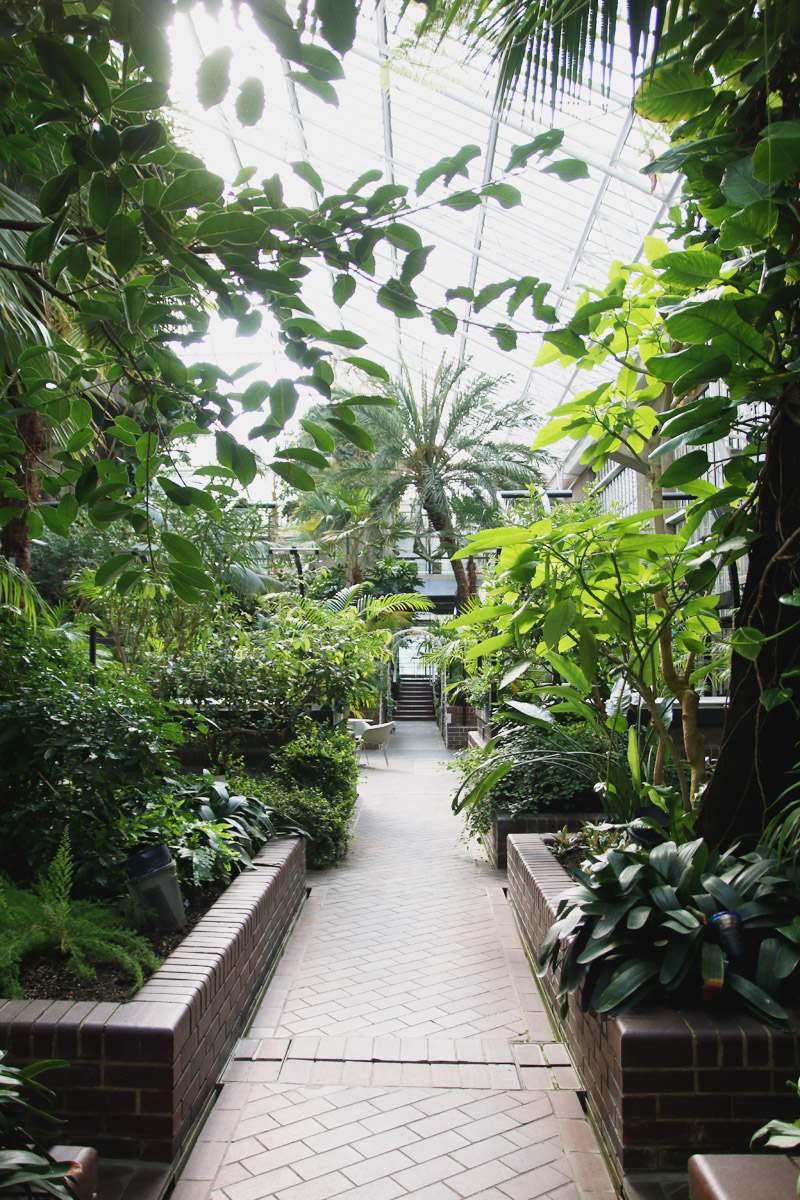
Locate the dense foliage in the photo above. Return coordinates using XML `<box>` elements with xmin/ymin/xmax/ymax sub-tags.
<box><xmin>0</xmin><ymin>626</ymin><xmax>186</xmax><ymax>890</ymax></box>
<box><xmin>539</xmin><ymin>837</ymin><xmax>800</xmax><ymax>1031</ymax></box>
<box><xmin>154</xmin><ymin>595</ymin><xmax>390</xmax><ymax>744</ymax></box>
<box><xmin>453</xmin><ymin>721</ymin><xmax>605</xmax><ymax>838</ymax></box>
<box><xmin>0</xmin><ymin>614</ymin><xmax>364</xmax><ymax>893</ymax></box>
<box><xmin>447</xmin><ymin>0</ymin><xmax>800</xmax><ymax>849</ymax></box>
<box><xmin>232</xmin><ymin>771</ymin><xmax>354</xmax><ymax>870</ymax></box>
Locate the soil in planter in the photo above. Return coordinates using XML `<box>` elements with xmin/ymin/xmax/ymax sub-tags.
<box><xmin>17</xmin><ymin>881</ymin><xmax>227</xmax><ymax>1004</ymax></box>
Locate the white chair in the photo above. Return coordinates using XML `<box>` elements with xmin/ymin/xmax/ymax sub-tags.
<box><xmin>358</xmin><ymin>721</ymin><xmax>395</xmax><ymax>766</ymax></box>
<box><xmin>347</xmin><ymin>717</ymin><xmax>373</xmax><ymax>740</ymax></box>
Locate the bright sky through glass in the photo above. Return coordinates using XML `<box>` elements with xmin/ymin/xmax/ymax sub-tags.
<box><xmin>167</xmin><ymin>1</ymin><xmax>673</xmax><ymax>489</ymax></box>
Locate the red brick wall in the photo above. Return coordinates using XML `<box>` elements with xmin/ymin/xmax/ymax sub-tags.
<box><xmin>0</xmin><ymin>837</ymin><xmax>305</xmax><ymax>1163</ymax></box>
<box><xmin>507</xmin><ymin>834</ymin><xmax>800</xmax><ymax>1174</ymax></box>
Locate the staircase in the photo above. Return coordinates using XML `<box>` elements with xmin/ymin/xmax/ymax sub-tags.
<box><xmin>393</xmin><ymin>675</ymin><xmax>435</xmax><ymax>722</ymax></box>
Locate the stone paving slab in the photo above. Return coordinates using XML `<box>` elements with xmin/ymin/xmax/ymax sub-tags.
<box><xmin>175</xmin><ymin>1083</ymin><xmax>614</xmax><ymax>1200</ymax></box>
<box><xmin>173</xmin><ymin>722</ymin><xmax>616</xmax><ymax>1200</ymax></box>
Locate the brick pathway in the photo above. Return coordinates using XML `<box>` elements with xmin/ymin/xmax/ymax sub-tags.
<box><xmin>173</xmin><ymin>721</ymin><xmax>616</xmax><ymax>1200</ymax></box>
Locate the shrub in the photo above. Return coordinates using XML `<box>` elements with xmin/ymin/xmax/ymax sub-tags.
<box><xmin>229</xmin><ymin>768</ymin><xmax>354</xmax><ymax>870</ymax></box>
<box><xmin>0</xmin><ymin>627</ymin><xmax>185</xmax><ymax>894</ymax></box>
<box><xmin>539</xmin><ymin>838</ymin><xmax>800</xmax><ymax>1030</ymax></box>
<box><xmin>116</xmin><ymin>770</ymin><xmax>305</xmax><ymax>888</ymax></box>
<box><xmin>153</xmin><ymin>597</ymin><xmax>386</xmax><ymax>747</ymax></box>
<box><xmin>272</xmin><ymin>719</ymin><xmax>359</xmax><ymax>805</ymax></box>
<box><xmin>453</xmin><ymin>721</ymin><xmax>606</xmax><ymax>839</ymax></box>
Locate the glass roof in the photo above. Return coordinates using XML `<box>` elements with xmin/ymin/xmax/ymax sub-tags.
<box><xmin>169</xmin><ymin>1</ymin><xmax>674</xmax><ymax>443</ymax></box>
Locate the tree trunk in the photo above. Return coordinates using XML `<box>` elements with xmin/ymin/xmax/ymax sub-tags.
<box><xmin>0</xmin><ymin>411</ymin><xmax>45</xmax><ymax>574</ymax></box>
<box><xmin>423</xmin><ymin>503</ymin><xmax>471</xmax><ymax>611</ymax></box>
<box><xmin>467</xmin><ymin>555</ymin><xmax>478</xmax><ymax>596</ymax></box>
<box><xmin>697</xmin><ymin>386</ymin><xmax>800</xmax><ymax>848</ymax></box>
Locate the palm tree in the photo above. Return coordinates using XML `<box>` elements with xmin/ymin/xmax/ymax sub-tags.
<box><xmin>425</xmin><ymin>0</ymin><xmax>675</xmax><ymax>110</ymax></box>
<box><xmin>288</xmin><ymin>485</ymin><xmax>396</xmax><ymax>585</ymax></box>
<box><xmin>332</xmin><ymin>360</ymin><xmax>545</xmax><ymax>610</ymax></box>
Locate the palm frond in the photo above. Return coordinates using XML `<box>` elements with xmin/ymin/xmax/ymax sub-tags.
<box><xmin>0</xmin><ymin>557</ymin><xmax>43</xmax><ymax>627</ymax></box>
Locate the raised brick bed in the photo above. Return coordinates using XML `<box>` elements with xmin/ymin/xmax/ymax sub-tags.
<box><xmin>484</xmin><ymin>810</ymin><xmax>599</xmax><ymax>869</ymax></box>
<box><xmin>0</xmin><ymin>837</ymin><xmax>305</xmax><ymax>1164</ymax></box>
<box><xmin>507</xmin><ymin>834</ymin><xmax>800</xmax><ymax>1177</ymax></box>
<box><xmin>688</xmin><ymin>1154</ymin><xmax>800</xmax><ymax>1200</ymax></box>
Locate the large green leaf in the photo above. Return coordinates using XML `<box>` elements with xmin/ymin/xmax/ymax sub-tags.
<box><xmin>161</xmin><ymin>170</ymin><xmax>224</xmax><ymax>212</ymax></box>
<box><xmin>464</xmin><ymin>632</ymin><xmax>515</xmax><ymax>661</ymax></box>
<box><xmin>544</xmin><ymin>651</ymin><xmax>591</xmax><ymax>696</ymax></box>
<box><xmin>249</xmin><ymin>0</ymin><xmax>303</xmax><ymax>61</ymax></box>
<box><xmin>240</xmin><ymin>381</ymin><xmax>270</xmax><ymax>412</ymax></box>
<box><xmin>542</xmin><ymin>599</ymin><xmax>577</xmax><ymax>649</ymax></box>
<box><xmin>271</xmin><ymin>460</ymin><xmax>316</xmax><ymax>491</ymax></box>
<box><xmin>291</xmin><ymin>160</ymin><xmax>323</xmax><ymax>194</ymax></box>
<box><xmin>38</xmin><ymin>166</ymin><xmax>79</xmax><ymax>217</ymax></box>
<box><xmin>113</xmin><ymin>81</ymin><xmax>168</xmax><ymax>111</ymax></box>
<box><xmin>725</xmin><ymin>972</ymin><xmax>792</xmax><ymax>1030</ymax></box>
<box><xmin>88</xmin><ymin>172</ymin><xmax>123</xmax><ymax>228</ymax></box>
<box><xmin>236</xmin><ymin>78</ymin><xmax>265</xmax><ymax>126</ymax></box>
<box><xmin>270</xmin><ymin>379</ymin><xmax>298</xmax><ymax>425</ymax></box>
<box><xmin>506</xmin><ymin>130</ymin><xmax>564</xmax><ymax>170</ymax></box>
<box><xmin>299</xmin><ymin>419</ymin><xmax>335</xmax><ymax>452</ymax></box>
<box><xmin>128</xmin><ymin>6</ymin><xmax>171</xmax><ymax>83</ymax></box>
<box><xmin>651</xmin><ymin>248</ymin><xmax>723</xmax><ymax>287</ymax></box>
<box><xmin>504</xmin><ymin>699</ymin><xmax>555</xmax><ymax>726</ymax></box>
<box><xmin>481</xmin><ymin>182</ymin><xmax>522</xmax><ymax>207</ymax></box>
<box><xmin>333</xmin><ymin>273</ymin><xmax>356</xmax><ymax>307</ymax></box>
<box><xmin>35</xmin><ymin>36</ymin><xmax>111</xmax><ymax>111</ymax></box>
<box><xmin>541</xmin><ymin>329</ymin><xmax>587</xmax><ymax>360</ymax></box>
<box><xmin>300</xmin><ymin>43</ymin><xmax>345</xmax><ymax>80</ymax></box>
<box><xmin>377</xmin><ymin>280</ymin><xmax>423</xmax><ymax>319</ymax></box>
<box><xmin>664</xmin><ymin>299</ymin><xmax>764</xmax><ymax>360</ymax></box>
<box><xmin>540</xmin><ymin>158</ymin><xmax>589</xmax><ymax>182</ymax></box>
<box><xmin>593</xmin><ymin>960</ymin><xmax>660</xmax><ymax>1014</ymax></box>
<box><xmin>752</xmin><ymin>121</ymin><xmax>800</xmax><ymax>184</ymax></box>
<box><xmin>431</xmin><ymin>307</ymin><xmax>458</xmax><ymax>335</ymax></box>
<box><xmin>315</xmin><ymin>0</ymin><xmax>358</xmax><ymax>54</ymax></box>
<box><xmin>636</xmin><ymin>61</ymin><xmax>715</xmax><ymax>123</ymax></box>
<box><xmin>196</xmin><ymin>212</ymin><xmax>266</xmax><ymax>246</ymax></box>
<box><xmin>325</xmin><ymin>418</ymin><xmax>374</xmax><ymax>451</ymax></box>
<box><xmin>718</xmin><ymin>200</ymin><xmax>778</xmax><ymax>249</ymax></box>
<box><xmin>720</xmin><ymin>158</ymin><xmax>776</xmax><ymax>206</ymax></box>
<box><xmin>658</xmin><ymin>450</ymin><xmax>710</xmax><ymax>488</ymax></box>
<box><xmin>91</xmin><ymin>122</ymin><xmax>121</xmax><ymax>166</ymax></box>
<box><xmin>345</xmin><ymin>357</ymin><xmax>390</xmax><ymax>381</ymax></box>
<box><xmin>277</xmin><ymin>447</ymin><xmax>328</xmax><ymax>470</ymax></box>
<box><xmin>105</xmin><ymin>213</ymin><xmax>142</xmax><ymax>276</ymax></box>
<box><xmin>197</xmin><ymin>47</ymin><xmax>232</xmax><ymax>108</ymax></box>
<box><xmin>287</xmin><ymin>70</ymin><xmax>339</xmax><ymax>106</ymax></box>
<box><xmin>161</xmin><ymin>531</ymin><xmax>203</xmax><ymax>568</ymax></box>
<box><xmin>729</xmin><ymin>626</ymin><xmax>765</xmax><ymax>661</ymax></box>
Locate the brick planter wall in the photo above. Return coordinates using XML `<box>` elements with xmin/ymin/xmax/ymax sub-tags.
<box><xmin>0</xmin><ymin>837</ymin><xmax>305</xmax><ymax>1164</ymax></box>
<box><xmin>439</xmin><ymin>703</ymin><xmax>478</xmax><ymax>750</ymax></box>
<box><xmin>507</xmin><ymin>834</ymin><xmax>800</xmax><ymax>1176</ymax></box>
<box><xmin>484</xmin><ymin>811</ymin><xmax>600</xmax><ymax>870</ymax></box>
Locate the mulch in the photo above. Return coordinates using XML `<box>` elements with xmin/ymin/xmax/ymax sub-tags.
<box><xmin>18</xmin><ymin>881</ymin><xmax>227</xmax><ymax>1004</ymax></box>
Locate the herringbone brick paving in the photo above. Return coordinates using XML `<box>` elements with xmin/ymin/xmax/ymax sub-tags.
<box><xmin>173</xmin><ymin>722</ymin><xmax>616</xmax><ymax>1200</ymax></box>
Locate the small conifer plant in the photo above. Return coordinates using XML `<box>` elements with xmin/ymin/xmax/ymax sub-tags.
<box><xmin>0</xmin><ymin>829</ymin><xmax>161</xmax><ymax>997</ymax></box>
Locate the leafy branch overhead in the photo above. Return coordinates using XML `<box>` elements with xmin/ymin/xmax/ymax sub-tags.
<box><xmin>0</xmin><ymin>0</ymin><xmax>581</xmax><ymax>603</ymax></box>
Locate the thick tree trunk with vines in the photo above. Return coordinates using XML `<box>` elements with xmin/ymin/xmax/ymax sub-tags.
<box><xmin>0</xmin><ymin>410</ymin><xmax>45</xmax><ymax>574</ymax></box>
<box><xmin>697</xmin><ymin>387</ymin><xmax>800</xmax><ymax>848</ymax></box>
